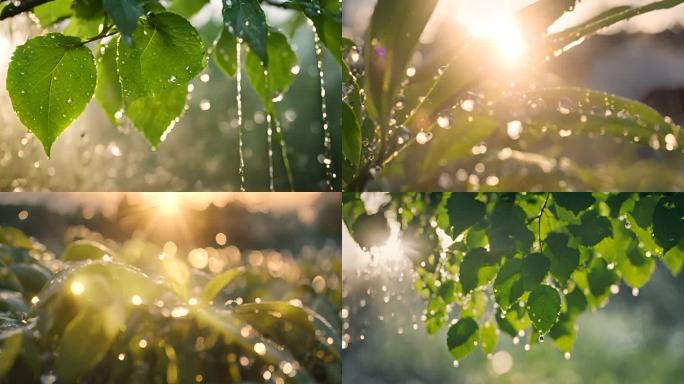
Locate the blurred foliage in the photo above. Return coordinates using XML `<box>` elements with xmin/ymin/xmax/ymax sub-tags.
<box><xmin>0</xmin><ymin>225</ymin><xmax>341</xmax><ymax>383</ymax></box>
<box><xmin>342</xmin><ymin>0</ymin><xmax>684</xmax><ymax>191</ymax></box>
<box><xmin>343</xmin><ymin>192</ymin><xmax>684</xmax><ymax>363</ymax></box>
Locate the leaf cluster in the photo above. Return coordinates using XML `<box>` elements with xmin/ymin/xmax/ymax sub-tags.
<box><xmin>3</xmin><ymin>0</ymin><xmax>340</xmax><ymax>156</ymax></box>
<box><xmin>343</xmin><ymin>192</ymin><xmax>684</xmax><ymax>361</ymax></box>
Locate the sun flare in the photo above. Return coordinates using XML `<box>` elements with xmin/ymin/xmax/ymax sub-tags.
<box><xmin>493</xmin><ymin>20</ymin><xmax>525</xmax><ymax>62</ymax></box>
<box><xmin>374</xmin><ymin>219</ymin><xmax>405</xmax><ymax>264</ymax></box>
<box><xmin>157</xmin><ymin>194</ymin><xmax>181</xmax><ymax>215</ymax></box>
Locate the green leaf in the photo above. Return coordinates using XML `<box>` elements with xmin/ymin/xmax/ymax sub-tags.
<box><xmin>7</xmin><ymin>33</ymin><xmax>96</xmax><ymax>156</ymax></box>
<box><xmin>61</xmin><ymin>239</ymin><xmax>116</xmax><ymax>261</ymax></box>
<box><xmin>549</xmin><ymin>312</ymin><xmax>576</xmax><ymax>353</ymax></box>
<box><xmin>545</xmin><ymin>232</ymin><xmax>579</xmax><ymax>284</ymax></box>
<box><xmin>342</xmin><ymin>102</ymin><xmax>361</xmax><ymax>168</ymax></box>
<box><xmin>117</xmin><ymin>12</ymin><xmax>206</xmax><ymax>101</ymax></box>
<box><xmin>33</xmin><ymin>0</ymin><xmax>73</xmax><ymax>27</ymax></box>
<box><xmin>515</xmin><ymin>0</ymin><xmax>577</xmax><ymax>39</ymax></box>
<box><xmin>170</xmin><ymin>0</ymin><xmax>209</xmax><ymax>18</ymax></box>
<box><xmin>0</xmin><ymin>332</ymin><xmax>22</xmax><ymax>380</ymax></box>
<box><xmin>653</xmin><ymin>196</ymin><xmax>684</xmax><ymax>252</ymax></box>
<box><xmin>363</xmin><ymin>0</ymin><xmax>438</xmax><ymax>122</ymax></box>
<box><xmin>73</xmin><ymin>0</ymin><xmax>104</xmax><ymax>19</ymax></box>
<box><xmin>125</xmin><ymin>86</ymin><xmax>188</xmax><ymax>148</ymax></box>
<box><xmin>496</xmin><ymin>87</ymin><xmax>683</xmax><ymax>147</ymax></box>
<box><xmin>552</xmin><ymin>193</ymin><xmax>595</xmax><ymax>214</ymax></box>
<box><xmin>663</xmin><ymin>239</ymin><xmax>684</xmax><ymax>275</ymax></box>
<box><xmin>95</xmin><ymin>41</ymin><xmax>123</xmax><ymax>124</ymax></box>
<box><xmin>213</xmin><ymin>27</ymin><xmax>238</xmax><ymax>77</ymax></box>
<box><xmin>222</xmin><ymin>0</ymin><xmax>268</xmax><ymax>64</ymax></box>
<box><xmin>521</xmin><ymin>253</ymin><xmax>550</xmax><ymax>291</ymax></box>
<box><xmin>351</xmin><ymin>213</ymin><xmax>390</xmax><ymax>249</ymax></box>
<box><xmin>425</xmin><ymin>296</ymin><xmax>446</xmax><ymax>334</ymax></box>
<box><xmin>584</xmin><ymin>258</ymin><xmax>618</xmax><ymax>307</ymax></box>
<box><xmin>446</xmin><ymin>193</ymin><xmax>486</xmax><ymax>237</ymax></box>
<box><xmin>493</xmin><ymin>258</ymin><xmax>524</xmax><ymax>310</ymax></box>
<box><xmin>548</xmin><ymin>1</ymin><xmax>684</xmax><ymax>57</ymax></box>
<box><xmin>245</xmin><ymin>29</ymin><xmax>297</xmax><ymax>111</ymax></box>
<box><xmin>64</xmin><ymin>14</ymin><xmax>105</xmax><ymax>39</ymax></box>
<box><xmin>488</xmin><ymin>201</ymin><xmax>535</xmax><ymax>255</ymax></box>
<box><xmin>565</xmin><ymin>286</ymin><xmax>587</xmax><ymax>318</ymax></box>
<box><xmin>618</xmin><ymin>244</ymin><xmax>655</xmax><ymax>289</ymax></box>
<box><xmin>569</xmin><ymin>210</ymin><xmax>612</xmax><ymax>246</ymax></box>
<box><xmin>56</xmin><ymin>307</ymin><xmax>123</xmax><ymax>382</ymax></box>
<box><xmin>233</xmin><ymin>301</ymin><xmax>340</xmax><ymax>363</ymax></box>
<box><xmin>9</xmin><ymin>263</ymin><xmax>52</xmax><ymax>296</ymax></box>
<box><xmin>631</xmin><ymin>195</ymin><xmax>659</xmax><ymax>229</ymax></box>
<box><xmin>0</xmin><ymin>291</ymin><xmax>29</xmax><ymax>313</ymax></box>
<box><xmin>459</xmin><ymin>248</ymin><xmax>499</xmax><ymax>294</ymax></box>
<box><xmin>420</xmin><ymin>115</ymin><xmax>499</xmax><ymax>171</ymax></box>
<box><xmin>479</xmin><ymin>320</ymin><xmax>498</xmax><ymax>355</ymax></box>
<box><xmin>201</xmin><ymin>267</ymin><xmax>245</xmax><ymax>304</ymax></box>
<box><xmin>446</xmin><ymin>317</ymin><xmax>479</xmax><ymax>361</ymax></box>
<box><xmin>102</xmin><ymin>0</ymin><xmax>144</xmax><ymax>45</ymax></box>
<box><xmin>526</xmin><ymin>284</ymin><xmax>560</xmax><ymax>334</ymax></box>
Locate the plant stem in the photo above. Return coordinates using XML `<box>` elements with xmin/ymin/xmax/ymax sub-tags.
<box><xmin>81</xmin><ymin>30</ymin><xmax>118</xmax><ymax>45</ymax></box>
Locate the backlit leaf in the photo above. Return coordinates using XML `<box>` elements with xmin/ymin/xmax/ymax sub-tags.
<box><xmin>7</xmin><ymin>34</ymin><xmax>96</xmax><ymax>156</ymax></box>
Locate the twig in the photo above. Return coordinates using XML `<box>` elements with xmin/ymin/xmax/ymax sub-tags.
<box><xmin>535</xmin><ymin>193</ymin><xmax>551</xmax><ymax>253</ymax></box>
<box><xmin>0</xmin><ymin>0</ymin><xmax>55</xmax><ymax>21</ymax></box>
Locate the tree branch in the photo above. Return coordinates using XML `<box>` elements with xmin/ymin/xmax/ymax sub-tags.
<box><xmin>0</xmin><ymin>0</ymin><xmax>55</xmax><ymax>21</ymax></box>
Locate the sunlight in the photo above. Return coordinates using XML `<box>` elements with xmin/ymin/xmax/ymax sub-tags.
<box><xmin>466</xmin><ymin>16</ymin><xmax>525</xmax><ymax>64</ymax></box>
<box><xmin>444</xmin><ymin>1</ymin><xmax>528</xmax><ymax>64</ymax></box>
<box><xmin>373</xmin><ymin>219</ymin><xmax>405</xmax><ymax>264</ymax></box>
<box><xmin>157</xmin><ymin>194</ymin><xmax>180</xmax><ymax>215</ymax></box>
<box><xmin>493</xmin><ymin>20</ymin><xmax>525</xmax><ymax>62</ymax></box>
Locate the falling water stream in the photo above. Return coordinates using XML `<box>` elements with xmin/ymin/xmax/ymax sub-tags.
<box><xmin>273</xmin><ymin>114</ymin><xmax>294</xmax><ymax>191</ymax></box>
<box><xmin>311</xmin><ymin>23</ymin><xmax>334</xmax><ymax>191</ymax></box>
<box><xmin>236</xmin><ymin>39</ymin><xmax>245</xmax><ymax>191</ymax></box>
<box><xmin>266</xmin><ymin>107</ymin><xmax>275</xmax><ymax>191</ymax></box>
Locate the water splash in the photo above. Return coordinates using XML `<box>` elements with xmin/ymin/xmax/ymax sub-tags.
<box><xmin>311</xmin><ymin>23</ymin><xmax>334</xmax><ymax>191</ymax></box>
<box><xmin>236</xmin><ymin>39</ymin><xmax>245</xmax><ymax>191</ymax></box>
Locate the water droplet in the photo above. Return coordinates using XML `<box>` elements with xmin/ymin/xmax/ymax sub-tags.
<box><xmin>437</xmin><ymin>115</ymin><xmax>450</xmax><ymax>129</ymax></box>
<box><xmin>416</xmin><ymin>131</ymin><xmax>433</xmax><ymax>144</ymax></box>
<box><xmin>453</xmin><ymin>360</ymin><xmax>459</xmax><ymax>368</ymax></box>
<box><xmin>461</xmin><ymin>99</ymin><xmax>475</xmax><ymax>112</ymax></box>
<box><xmin>507</xmin><ymin>120</ymin><xmax>523</xmax><ymax>140</ymax></box>
<box><xmin>557</xmin><ymin>98</ymin><xmax>572</xmax><ymax>114</ymax></box>
<box><xmin>632</xmin><ymin>287</ymin><xmax>639</xmax><ymax>296</ymax></box>
<box><xmin>538</xmin><ymin>335</ymin><xmax>544</xmax><ymax>342</ymax></box>
<box><xmin>564</xmin><ymin>352</ymin><xmax>572</xmax><ymax>360</ymax></box>
<box><xmin>199</xmin><ymin>99</ymin><xmax>211</xmax><ymax>111</ymax></box>
<box><xmin>168</xmin><ymin>75</ymin><xmax>177</xmax><ymax>84</ymax></box>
